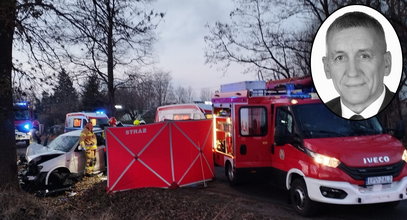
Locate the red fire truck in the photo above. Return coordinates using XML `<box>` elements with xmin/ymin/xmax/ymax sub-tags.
<box><xmin>212</xmin><ymin>77</ymin><xmax>407</xmax><ymax>216</ymax></box>
<box><xmin>14</xmin><ymin>101</ymin><xmax>35</xmax><ymax>145</ymax></box>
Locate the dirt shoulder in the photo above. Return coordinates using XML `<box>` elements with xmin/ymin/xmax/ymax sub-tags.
<box><xmin>2</xmin><ymin>175</ymin><xmax>302</xmax><ymax>220</ymax></box>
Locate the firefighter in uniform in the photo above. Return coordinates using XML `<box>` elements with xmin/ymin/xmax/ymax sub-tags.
<box><xmin>108</xmin><ymin>117</ymin><xmax>117</xmax><ymax>127</ymax></box>
<box><xmin>30</xmin><ymin>120</ymin><xmax>41</xmax><ymax>144</ymax></box>
<box><xmin>80</xmin><ymin>122</ymin><xmax>97</xmax><ymax>176</ymax></box>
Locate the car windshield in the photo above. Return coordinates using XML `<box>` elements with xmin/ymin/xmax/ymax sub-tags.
<box><xmin>48</xmin><ymin>135</ymin><xmax>79</xmax><ymax>152</ymax></box>
<box><xmin>93</xmin><ymin>118</ymin><xmax>109</xmax><ymax>127</ymax></box>
<box><xmin>292</xmin><ymin>103</ymin><xmax>383</xmax><ymax>138</ymax></box>
<box><xmin>14</xmin><ymin>110</ymin><xmax>30</xmax><ymax>120</ymax></box>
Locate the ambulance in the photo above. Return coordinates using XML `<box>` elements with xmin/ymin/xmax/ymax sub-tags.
<box><xmin>64</xmin><ymin>111</ymin><xmax>109</xmax><ymax>132</ymax></box>
<box><xmin>154</xmin><ymin>103</ymin><xmax>212</xmax><ymax>122</ymax></box>
<box><xmin>212</xmin><ymin>77</ymin><xmax>407</xmax><ymax>216</ymax></box>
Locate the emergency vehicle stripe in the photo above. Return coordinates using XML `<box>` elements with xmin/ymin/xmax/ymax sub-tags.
<box><xmin>169</xmin><ymin>123</ymin><xmax>175</xmax><ymax>182</ymax></box>
<box><xmin>173</xmin><ymin>123</ymin><xmax>200</xmax><ymax>151</ymax></box>
<box><xmin>109</xmin><ymin>159</ymin><xmax>136</xmax><ymax>191</ymax></box>
<box><xmin>138</xmin><ymin>123</ymin><xmax>168</xmax><ymax>157</ymax></box>
<box><xmin>178</xmin><ymin>153</ymin><xmax>200</xmax><ymax>184</ymax></box>
<box><xmin>139</xmin><ymin>159</ymin><xmax>171</xmax><ymax>186</ymax></box>
<box><xmin>106</xmin><ymin>129</ymin><xmax>135</xmax><ymax>157</ymax></box>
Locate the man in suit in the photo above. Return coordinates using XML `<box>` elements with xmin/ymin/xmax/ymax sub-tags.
<box><xmin>322</xmin><ymin>11</ymin><xmax>394</xmax><ymax>120</ymax></box>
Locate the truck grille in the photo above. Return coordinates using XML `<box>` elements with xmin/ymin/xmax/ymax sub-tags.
<box><xmin>338</xmin><ymin>161</ymin><xmax>405</xmax><ymax>180</ymax></box>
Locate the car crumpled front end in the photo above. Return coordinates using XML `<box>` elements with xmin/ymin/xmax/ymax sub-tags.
<box><xmin>18</xmin><ymin>148</ymin><xmax>63</xmax><ymax>192</ymax></box>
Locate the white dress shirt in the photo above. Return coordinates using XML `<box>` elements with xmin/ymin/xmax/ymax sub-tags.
<box><xmin>341</xmin><ymin>86</ymin><xmax>386</xmax><ymax>119</ymax></box>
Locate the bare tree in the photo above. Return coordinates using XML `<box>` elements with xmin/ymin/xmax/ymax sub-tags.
<box><xmin>205</xmin><ymin>0</ymin><xmax>308</xmax><ymax>80</ymax></box>
<box><xmin>200</xmin><ymin>88</ymin><xmax>213</xmax><ymax>102</ymax></box>
<box><xmin>48</xmin><ymin>0</ymin><xmax>163</xmax><ymax>115</ymax></box>
<box><xmin>115</xmin><ymin>70</ymin><xmax>174</xmax><ymax>122</ymax></box>
<box><xmin>151</xmin><ymin>71</ymin><xmax>172</xmax><ymax>106</ymax></box>
<box><xmin>173</xmin><ymin>86</ymin><xmax>194</xmax><ymax>104</ymax></box>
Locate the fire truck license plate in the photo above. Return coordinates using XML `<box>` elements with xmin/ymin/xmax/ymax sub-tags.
<box><xmin>366</xmin><ymin>175</ymin><xmax>392</xmax><ymax>185</ymax></box>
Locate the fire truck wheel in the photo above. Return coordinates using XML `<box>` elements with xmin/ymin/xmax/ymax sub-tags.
<box><xmin>225</xmin><ymin>163</ymin><xmax>239</xmax><ymax>186</ymax></box>
<box><xmin>290</xmin><ymin>178</ymin><xmax>318</xmax><ymax>216</ymax></box>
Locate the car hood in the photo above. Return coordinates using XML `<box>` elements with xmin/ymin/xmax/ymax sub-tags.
<box><xmin>26</xmin><ymin>143</ymin><xmax>65</xmax><ymax>162</ymax></box>
<box><xmin>303</xmin><ymin>134</ymin><xmax>404</xmax><ymax>167</ymax></box>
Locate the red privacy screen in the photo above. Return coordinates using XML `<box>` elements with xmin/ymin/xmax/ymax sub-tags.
<box><xmin>105</xmin><ymin>120</ymin><xmax>214</xmax><ymax>193</ymax></box>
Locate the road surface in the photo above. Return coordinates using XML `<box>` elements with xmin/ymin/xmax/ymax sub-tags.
<box><xmin>211</xmin><ymin>166</ymin><xmax>407</xmax><ymax>219</ymax></box>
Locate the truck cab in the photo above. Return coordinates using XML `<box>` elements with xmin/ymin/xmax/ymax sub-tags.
<box><xmin>212</xmin><ymin>78</ymin><xmax>407</xmax><ymax>216</ymax></box>
<box><xmin>64</xmin><ymin>112</ymin><xmax>109</xmax><ymax>132</ymax></box>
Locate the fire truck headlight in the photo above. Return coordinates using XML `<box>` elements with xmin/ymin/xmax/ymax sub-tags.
<box><xmin>23</xmin><ymin>123</ymin><xmax>31</xmax><ymax>131</ymax></box>
<box><xmin>308</xmin><ymin>150</ymin><xmax>340</xmax><ymax>168</ymax></box>
<box><xmin>402</xmin><ymin>150</ymin><xmax>407</xmax><ymax>163</ymax></box>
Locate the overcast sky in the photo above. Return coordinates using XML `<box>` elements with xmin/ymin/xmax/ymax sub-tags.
<box><xmin>151</xmin><ymin>0</ymin><xmax>257</xmax><ymax>99</ymax></box>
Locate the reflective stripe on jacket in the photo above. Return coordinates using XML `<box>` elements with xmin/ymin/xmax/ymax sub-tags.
<box><xmin>80</xmin><ymin>128</ymin><xmax>97</xmax><ymax>150</ymax></box>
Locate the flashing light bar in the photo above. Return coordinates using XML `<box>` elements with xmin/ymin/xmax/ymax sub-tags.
<box><xmin>96</xmin><ymin>110</ymin><xmax>105</xmax><ymax>115</ymax></box>
<box><xmin>15</xmin><ymin>102</ymin><xmax>28</xmax><ymax>106</ymax></box>
<box><xmin>283</xmin><ymin>83</ymin><xmax>313</xmax><ymax>99</ymax></box>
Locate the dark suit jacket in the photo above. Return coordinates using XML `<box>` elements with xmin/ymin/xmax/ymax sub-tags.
<box><xmin>326</xmin><ymin>86</ymin><xmax>395</xmax><ymax>117</ymax></box>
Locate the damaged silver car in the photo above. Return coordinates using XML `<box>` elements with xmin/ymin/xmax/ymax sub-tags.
<box><xmin>19</xmin><ymin>129</ymin><xmax>106</xmax><ymax>193</ymax></box>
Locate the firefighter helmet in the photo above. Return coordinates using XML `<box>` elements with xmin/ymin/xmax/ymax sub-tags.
<box><xmin>109</xmin><ymin>117</ymin><xmax>117</xmax><ymax>126</ymax></box>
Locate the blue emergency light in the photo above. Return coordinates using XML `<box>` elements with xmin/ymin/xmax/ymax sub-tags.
<box><xmin>22</xmin><ymin>122</ymin><xmax>31</xmax><ymax>132</ymax></box>
<box><xmin>284</xmin><ymin>83</ymin><xmax>312</xmax><ymax>99</ymax></box>
<box><xmin>96</xmin><ymin>110</ymin><xmax>105</xmax><ymax>115</ymax></box>
<box><xmin>16</xmin><ymin>102</ymin><xmax>28</xmax><ymax>106</ymax></box>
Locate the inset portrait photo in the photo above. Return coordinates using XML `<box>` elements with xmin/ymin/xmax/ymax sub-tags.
<box><xmin>311</xmin><ymin>5</ymin><xmax>403</xmax><ymax>120</ymax></box>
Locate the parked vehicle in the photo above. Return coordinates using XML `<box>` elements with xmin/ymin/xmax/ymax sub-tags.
<box><xmin>14</xmin><ymin>101</ymin><xmax>37</xmax><ymax>145</ymax></box>
<box><xmin>19</xmin><ymin>129</ymin><xmax>106</xmax><ymax>193</ymax></box>
<box><xmin>212</xmin><ymin>77</ymin><xmax>407</xmax><ymax>216</ymax></box>
<box><xmin>64</xmin><ymin>111</ymin><xmax>109</xmax><ymax>132</ymax></box>
<box><xmin>155</xmin><ymin>103</ymin><xmax>212</xmax><ymax>122</ymax></box>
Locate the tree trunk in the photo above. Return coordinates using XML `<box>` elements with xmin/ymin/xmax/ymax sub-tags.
<box><xmin>0</xmin><ymin>0</ymin><xmax>18</xmax><ymax>188</ymax></box>
<box><xmin>107</xmin><ymin>1</ymin><xmax>115</xmax><ymax>116</ymax></box>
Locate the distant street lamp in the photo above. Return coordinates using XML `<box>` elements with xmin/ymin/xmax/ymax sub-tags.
<box><xmin>115</xmin><ymin>105</ymin><xmax>123</xmax><ymax>110</ymax></box>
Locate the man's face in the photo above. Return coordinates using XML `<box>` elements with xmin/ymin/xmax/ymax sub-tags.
<box><xmin>323</xmin><ymin>27</ymin><xmax>391</xmax><ymax>111</ymax></box>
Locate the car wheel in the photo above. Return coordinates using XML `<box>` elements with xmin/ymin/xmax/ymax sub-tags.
<box><xmin>225</xmin><ymin>162</ymin><xmax>239</xmax><ymax>186</ymax></box>
<box><xmin>47</xmin><ymin>170</ymin><xmax>70</xmax><ymax>190</ymax></box>
<box><xmin>290</xmin><ymin>178</ymin><xmax>318</xmax><ymax>217</ymax></box>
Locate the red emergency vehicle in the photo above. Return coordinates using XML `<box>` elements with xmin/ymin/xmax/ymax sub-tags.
<box><xmin>14</xmin><ymin>101</ymin><xmax>35</xmax><ymax>145</ymax></box>
<box><xmin>212</xmin><ymin>77</ymin><xmax>407</xmax><ymax>216</ymax></box>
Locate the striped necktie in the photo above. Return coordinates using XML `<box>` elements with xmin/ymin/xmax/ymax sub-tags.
<box><xmin>350</xmin><ymin>114</ymin><xmax>364</xmax><ymax>120</ymax></box>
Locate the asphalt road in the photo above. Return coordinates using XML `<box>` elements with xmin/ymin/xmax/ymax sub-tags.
<box><xmin>212</xmin><ymin>166</ymin><xmax>407</xmax><ymax>220</ymax></box>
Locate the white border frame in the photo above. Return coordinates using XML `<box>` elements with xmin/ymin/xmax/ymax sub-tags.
<box><xmin>311</xmin><ymin>5</ymin><xmax>403</xmax><ymax>103</ymax></box>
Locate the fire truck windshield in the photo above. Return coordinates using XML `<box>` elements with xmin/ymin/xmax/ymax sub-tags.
<box><xmin>15</xmin><ymin>110</ymin><xmax>31</xmax><ymax>120</ymax></box>
<box><xmin>292</xmin><ymin>103</ymin><xmax>383</xmax><ymax>138</ymax></box>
